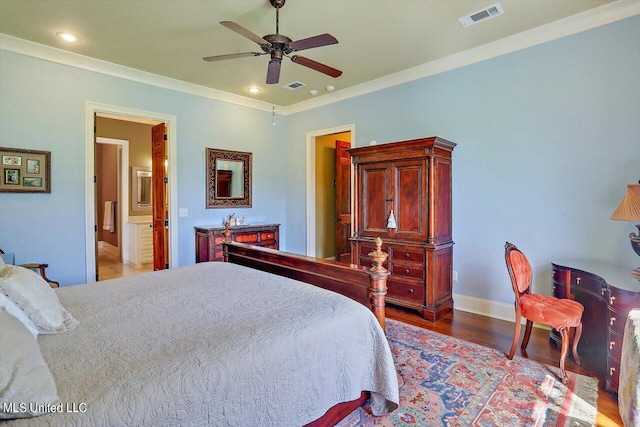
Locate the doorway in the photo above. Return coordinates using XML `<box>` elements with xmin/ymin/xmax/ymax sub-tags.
<box><xmin>85</xmin><ymin>103</ymin><xmax>178</xmax><ymax>283</ymax></box>
<box><xmin>305</xmin><ymin>124</ymin><xmax>355</xmax><ymax>260</ymax></box>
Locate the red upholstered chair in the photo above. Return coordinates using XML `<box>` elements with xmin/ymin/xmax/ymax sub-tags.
<box><xmin>504</xmin><ymin>242</ymin><xmax>584</xmax><ymax>384</ymax></box>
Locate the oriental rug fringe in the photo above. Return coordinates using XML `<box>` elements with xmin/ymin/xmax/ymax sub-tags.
<box><xmin>339</xmin><ymin>319</ymin><xmax>598</xmax><ymax>427</ymax></box>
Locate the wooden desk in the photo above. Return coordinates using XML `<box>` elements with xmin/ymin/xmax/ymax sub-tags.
<box><xmin>551</xmin><ymin>260</ymin><xmax>640</xmax><ymax>393</ymax></box>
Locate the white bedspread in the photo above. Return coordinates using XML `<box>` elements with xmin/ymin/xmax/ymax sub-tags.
<box><xmin>10</xmin><ymin>262</ymin><xmax>398</xmax><ymax>426</ymax></box>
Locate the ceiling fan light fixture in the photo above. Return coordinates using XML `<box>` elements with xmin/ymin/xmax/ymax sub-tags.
<box><xmin>57</xmin><ymin>32</ymin><xmax>79</xmax><ymax>42</ymax></box>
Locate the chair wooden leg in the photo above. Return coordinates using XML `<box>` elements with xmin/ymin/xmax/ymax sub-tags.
<box><xmin>559</xmin><ymin>327</ymin><xmax>569</xmax><ymax>384</ymax></box>
<box><xmin>521</xmin><ymin>319</ymin><xmax>533</xmax><ymax>350</ymax></box>
<box><xmin>508</xmin><ymin>311</ymin><xmax>521</xmax><ymax>359</ymax></box>
<box><xmin>572</xmin><ymin>323</ymin><xmax>582</xmax><ymax>366</ymax></box>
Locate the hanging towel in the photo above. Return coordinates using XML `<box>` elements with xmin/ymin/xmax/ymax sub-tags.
<box><xmin>103</xmin><ymin>201</ymin><xmax>116</xmax><ymax>232</ymax></box>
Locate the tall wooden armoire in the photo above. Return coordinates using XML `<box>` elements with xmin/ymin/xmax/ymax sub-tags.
<box><xmin>349</xmin><ymin>137</ymin><xmax>456</xmax><ymax>321</ymax></box>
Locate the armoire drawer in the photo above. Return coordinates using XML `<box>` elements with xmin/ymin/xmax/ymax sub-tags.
<box><xmin>389</xmin><ymin>246</ymin><xmax>424</xmax><ymax>264</ymax></box>
<box><xmin>387</xmin><ymin>278</ymin><xmax>425</xmax><ymax>303</ymax></box>
<box><xmin>389</xmin><ymin>263</ymin><xmax>424</xmax><ymax>280</ymax></box>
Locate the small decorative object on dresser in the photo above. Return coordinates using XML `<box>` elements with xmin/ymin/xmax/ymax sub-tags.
<box><xmin>349</xmin><ymin>136</ymin><xmax>455</xmax><ymax>321</ymax></box>
<box><xmin>610</xmin><ymin>182</ymin><xmax>640</xmax><ymax>280</ymax></box>
<box><xmin>551</xmin><ymin>260</ymin><xmax>640</xmax><ymax>393</ymax></box>
<box><xmin>195</xmin><ymin>223</ymin><xmax>279</xmax><ymax>262</ymax></box>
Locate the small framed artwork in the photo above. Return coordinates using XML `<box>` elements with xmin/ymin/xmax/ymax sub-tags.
<box><xmin>0</xmin><ymin>147</ymin><xmax>51</xmax><ymax>193</ymax></box>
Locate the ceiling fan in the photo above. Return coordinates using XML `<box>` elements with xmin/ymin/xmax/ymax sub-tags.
<box><xmin>203</xmin><ymin>0</ymin><xmax>342</xmax><ymax>85</ymax></box>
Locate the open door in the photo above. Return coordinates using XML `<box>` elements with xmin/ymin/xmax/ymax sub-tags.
<box><xmin>151</xmin><ymin>123</ymin><xmax>168</xmax><ymax>270</ymax></box>
<box><xmin>335</xmin><ymin>140</ymin><xmax>351</xmax><ymax>263</ymax></box>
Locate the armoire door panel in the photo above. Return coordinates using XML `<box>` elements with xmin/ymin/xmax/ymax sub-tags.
<box><xmin>433</xmin><ymin>158</ymin><xmax>453</xmax><ymax>243</ymax></box>
<box><xmin>361</xmin><ymin>166</ymin><xmax>389</xmax><ymax>235</ymax></box>
<box><xmin>393</xmin><ymin>162</ymin><xmax>425</xmax><ymax>239</ymax></box>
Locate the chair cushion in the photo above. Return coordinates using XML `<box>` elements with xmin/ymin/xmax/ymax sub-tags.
<box><xmin>520</xmin><ymin>294</ymin><xmax>583</xmax><ymax>329</ymax></box>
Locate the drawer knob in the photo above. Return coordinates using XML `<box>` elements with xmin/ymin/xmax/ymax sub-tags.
<box><xmin>576</xmin><ymin>277</ymin><xmax>581</xmax><ymax>284</ymax></box>
<box><xmin>404</xmin><ymin>253</ymin><xmax>410</xmax><ymax>258</ymax></box>
<box><xmin>408</xmin><ymin>288</ymin><xmax>414</xmax><ymax>294</ymax></box>
<box><xmin>404</xmin><ymin>268</ymin><xmax>410</xmax><ymax>274</ymax></box>
<box><xmin>610</xmin><ymin>317</ymin><xmax>616</xmax><ymax>326</ymax></box>
<box><xmin>610</xmin><ymin>296</ymin><xmax>616</xmax><ymax>305</ymax></box>
<box><xmin>610</xmin><ymin>341</ymin><xmax>616</xmax><ymax>350</ymax></box>
<box><xmin>610</xmin><ymin>367</ymin><xmax>616</xmax><ymax>376</ymax></box>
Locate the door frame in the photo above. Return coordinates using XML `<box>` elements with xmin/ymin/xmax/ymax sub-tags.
<box><xmin>305</xmin><ymin>124</ymin><xmax>355</xmax><ymax>257</ymax></box>
<box><xmin>95</xmin><ymin>137</ymin><xmax>129</xmax><ymax>264</ymax></box>
<box><xmin>85</xmin><ymin>101</ymin><xmax>178</xmax><ymax>283</ymax></box>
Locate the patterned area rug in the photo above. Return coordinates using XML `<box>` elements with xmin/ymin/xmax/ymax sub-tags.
<box><xmin>338</xmin><ymin>319</ymin><xmax>598</xmax><ymax>426</ymax></box>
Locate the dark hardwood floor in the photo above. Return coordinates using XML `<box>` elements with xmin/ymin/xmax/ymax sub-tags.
<box><xmin>386</xmin><ymin>306</ymin><xmax>622</xmax><ymax>426</ymax></box>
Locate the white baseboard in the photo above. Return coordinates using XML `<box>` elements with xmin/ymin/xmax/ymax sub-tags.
<box><xmin>453</xmin><ymin>293</ymin><xmax>551</xmax><ymax>331</ymax></box>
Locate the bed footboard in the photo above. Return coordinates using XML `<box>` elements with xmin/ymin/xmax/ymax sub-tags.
<box><xmin>222</xmin><ymin>228</ymin><xmax>390</xmax><ymax>331</ymax></box>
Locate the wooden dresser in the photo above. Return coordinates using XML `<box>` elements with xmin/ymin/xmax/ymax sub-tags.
<box><xmin>349</xmin><ymin>137</ymin><xmax>456</xmax><ymax>321</ymax></box>
<box><xmin>551</xmin><ymin>260</ymin><xmax>640</xmax><ymax>393</ymax></box>
<box><xmin>195</xmin><ymin>223</ymin><xmax>279</xmax><ymax>262</ymax></box>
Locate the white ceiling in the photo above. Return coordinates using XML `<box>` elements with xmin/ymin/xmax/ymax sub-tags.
<box><xmin>0</xmin><ymin>0</ymin><xmax>633</xmax><ymax>109</ymax></box>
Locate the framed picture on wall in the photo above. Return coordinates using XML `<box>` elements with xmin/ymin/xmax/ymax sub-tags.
<box><xmin>0</xmin><ymin>147</ymin><xmax>51</xmax><ymax>193</ymax></box>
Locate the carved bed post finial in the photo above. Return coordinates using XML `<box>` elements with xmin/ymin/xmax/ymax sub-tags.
<box><xmin>222</xmin><ymin>222</ymin><xmax>232</xmax><ymax>262</ymax></box>
<box><xmin>222</xmin><ymin>222</ymin><xmax>232</xmax><ymax>243</ymax></box>
<box><xmin>367</xmin><ymin>237</ymin><xmax>390</xmax><ymax>332</ymax></box>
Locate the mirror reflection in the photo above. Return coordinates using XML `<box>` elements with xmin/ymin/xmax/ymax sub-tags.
<box><xmin>131</xmin><ymin>166</ymin><xmax>152</xmax><ymax>212</ymax></box>
<box><xmin>206</xmin><ymin>148</ymin><xmax>252</xmax><ymax>208</ymax></box>
<box><xmin>215</xmin><ymin>160</ymin><xmax>244</xmax><ymax>198</ymax></box>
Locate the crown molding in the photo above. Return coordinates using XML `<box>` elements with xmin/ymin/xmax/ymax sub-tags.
<box><xmin>0</xmin><ymin>34</ymin><xmax>274</xmax><ymax>113</ymax></box>
<box><xmin>1</xmin><ymin>0</ymin><xmax>638</xmax><ymax>116</ymax></box>
<box><xmin>281</xmin><ymin>0</ymin><xmax>640</xmax><ymax>115</ymax></box>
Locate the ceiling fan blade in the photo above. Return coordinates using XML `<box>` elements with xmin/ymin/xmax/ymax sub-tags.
<box><xmin>266</xmin><ymin>59</ymin><xmax>282</xmax><ymax>84</ymax></box>
<box><xmin>288</xmin><ymin>34</ymin><xmax>338</xmax><ymax>52</ymax></box>
<box><xmin>291</xmin><ymin>55</ymin><xmax>342</xmax><ymax>78</ymax></box>
<box><xmin>220</xmin><ymin>21</ymin><xmax>271</xmax><ymax>46</ymax></box>
<box><xmin>203</xmin><ymin>52</ymin><xmax>265</xmax><ymax>62</ymax></box>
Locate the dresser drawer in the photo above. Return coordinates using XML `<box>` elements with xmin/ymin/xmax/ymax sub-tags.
<box><xmin>390</xmin><ymin>246</ymin><xmax>424</xmax><ymax>264</ymax></box>
<box><xmin>552</xmin><ymin>264</ymin><xmax>570</xmax><ymax>286</ymax></box>
<box><xmin>359</xmin><ymin>256</ymin><xmax>388</xmax><ymax>269</ymax></box>
<box><xmin>389</xmin><ymin>263</ymin><xmax>424</xmax><ymax>280</ymax></box>
<box><xmin>571</xmin><ymin>270</ymin><xmax>606</xmax><ymax>297</ymax></box>
<box><xmin>235</xmin><ymin>233</ymin><xmax>259</xmax><ymax>244</ymax></box>
<box><xmin>607</xmin><ymin>328</ymin><xmax>623</xmax><ymax>361</ymax></box>
<box><xmin>607</xmin><ymin>353</ymin><xmax>620</xmax><ymax>391</ymax></box>
<box><xmin>260</xmin><ymin>231</ymin><xmax>276</xmax><ymax>241</ymax></box>
<box><xmin>387</xmin><ymin>278</ymin><xmax>424</xmax><ymax>303</ymax></box>
<box><xmin>608</xmin><ymin>286</ymin><xmax>640</xmax><ymax>317</ymax></box>
<box><xmin>552</xmin><ymin>282</ymin><xmax>568</xmax><ymax>299</ymax></box>
<box><xmin>359</xmin><ymin>242</ymin><xmax>390</xmax><ymax>256</ymax></box>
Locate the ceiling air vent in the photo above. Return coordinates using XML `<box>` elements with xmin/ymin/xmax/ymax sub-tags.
<box><xmin>458</xmin><ymin>3</ymin><xmax>504</xmax><ymax>27</ymax></box>
<box><xmin>282</xmin><ymin>81</ymin><xmax>306</xmax><ymax>90</ymax></box>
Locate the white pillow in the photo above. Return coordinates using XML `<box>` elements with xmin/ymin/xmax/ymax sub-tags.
<box><xmin>0</xmin><ymin>308</ymin><xmax>59</xmax><ymax>419</ymax></box>
<box><xmin>0</xmin><ymin>264</ymin><xmax>78</xmax><ymax>334</ymax></box>
<box><xmin>0</xmin><ymin>293</ymin><xmax>38</xmax><ymax>339</ymax></box>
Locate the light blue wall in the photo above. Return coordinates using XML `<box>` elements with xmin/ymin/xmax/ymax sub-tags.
<box><xmin>285</xmin><ymin>15</ymin><xmax>640</xmax><ymax>303</ymax></box>
<box><xmin>1</xmin><ymin>15</ymin><xmax>638</xmax><ymax>304</ymax></box>
<box><xmin>0</xmin><ymin>50</ymin><xmax>287</xmax><ymax>285</ymax></box>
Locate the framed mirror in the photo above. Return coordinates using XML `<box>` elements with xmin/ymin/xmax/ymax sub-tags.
<box><xmin>131</xmin><ymin>166</ymin><xmax>152</xmax><ymax>212</ymax></box>
<box><xmin>206</xmin><ymin>148</ymin><xmax>252</xmax><ymax>208</ymax></box>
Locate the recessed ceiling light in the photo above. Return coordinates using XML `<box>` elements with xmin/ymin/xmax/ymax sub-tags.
<box><xmin>247</xmin><ymin>87</ymin><xmax>262</xmax><ymax>94</ymax></box>
<box><xmin>57</xmin><ymin>32</ymin><xmax>80</xmax><ymax>42</ymax></box>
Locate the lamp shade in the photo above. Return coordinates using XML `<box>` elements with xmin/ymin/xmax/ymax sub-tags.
<box><xmin>611</xmin><ymin>184</ymin><xmax>640</xmax><ymax>221</ymax></box>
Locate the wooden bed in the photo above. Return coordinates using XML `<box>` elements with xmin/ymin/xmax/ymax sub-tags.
<box><xmin>2</xmin><ymin>233</ymin><xmax>397</xmax><ymax>426</ymax></box>
<box><xmin>222</xmin><ymin>233</ymin><xmax>391</xmax><ymax>425</ymax></box>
